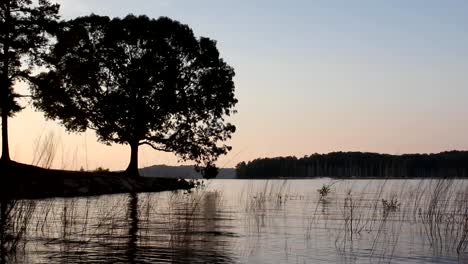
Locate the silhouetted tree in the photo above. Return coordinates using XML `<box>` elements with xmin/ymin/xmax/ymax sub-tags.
<box><xmin>0</xmin><ymin>0</ymin><xmax>59</xmax><ymax>162</ymax></box>
<box><xmin>199</xmin><ymin>163</ymin><xmax>219</xmax><ymax>179</ymax></box>
<box><xmin>33</xmin><ymin>15</ymin><xmax>237</xmax><ymax>176</ymax></box>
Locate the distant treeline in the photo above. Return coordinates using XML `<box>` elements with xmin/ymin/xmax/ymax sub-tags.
<box><xmin>235</xmin><ymin>151</ymin><xmax>468</xmax><ymax>179</ymax></box>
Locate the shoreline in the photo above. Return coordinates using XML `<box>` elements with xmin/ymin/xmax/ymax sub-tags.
<box><xmin>0</xmin><ymin>161</ymin><xmax>195</xmax><ymax>200</ymax></box>
<box><xmin>234</xmin><ymin>176</ymin><xmax>468</xmax><ymax>180</ymax></box>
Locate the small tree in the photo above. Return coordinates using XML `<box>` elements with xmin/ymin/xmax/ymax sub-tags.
<box><xmin>0</xmin><ymin>0</ymin><xmax>59</xmax><ymax>162</ymax></box>
<box><xmin>33</xmin><ymin>15</ymin><xmax>237</xmax><ymax>177</ymax></box>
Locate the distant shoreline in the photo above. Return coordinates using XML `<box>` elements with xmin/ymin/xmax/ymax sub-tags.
<box><xmin>228</xmin><ymin>176</ymin><xmax>468</xmax><ymax>180</ymax></box>
<box><xmin>236</xmin><ymin>151</ymin><xmax>468</xmax><ymax>179</ymax></box>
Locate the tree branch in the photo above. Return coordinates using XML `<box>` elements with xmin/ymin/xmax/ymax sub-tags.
<box><xmin>139</xmin><ymin>141</ymin><xmax>171</xmax><ymax>152</ymax></box>
<box><xmin>14</xmin><ymin>94</ymin><xmax>33</xmax><ymax>98</ymax></box>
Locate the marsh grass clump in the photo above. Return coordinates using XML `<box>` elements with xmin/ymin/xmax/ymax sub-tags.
<box><xmin>414</xmin><ymin>179</ymin><xmax>468</xmax><ymax>255</ymax></box>
<box><xmin>317</xmin><ymin>184</ymin><xmax>331</xmax><ymax>197</ymax></box>
<box><xmin>382</xmin><ymin>197</ymin><xmax>400</xmax><ymax>214</ymax></box>
<box><xmin>243</xmin><ymin>180</ymin><xmax>290</xmax><ymax>213</ymax></box>
<box><xmin>0</xmin><ymin>199</ymin><xmax>37</xmax><ymax>263</ymax></box>
<box><xmin>330</xmin><ymin>179</ymin><xmax>468</xmax><ymax>260</ymax></box>
<box><xmin>189</xmin><ymin>179</ymin><xmax>206</xmax><ymax>189</ymax></box>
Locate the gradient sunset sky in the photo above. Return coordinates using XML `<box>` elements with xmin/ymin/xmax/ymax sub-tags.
<box><xmin>7</xmin><ymin>0</ymin><xmax>468</xmax><ymax>170</ymax></box>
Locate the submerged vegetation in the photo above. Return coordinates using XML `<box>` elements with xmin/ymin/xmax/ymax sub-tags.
<box><xmin>317</xmin><ymin>183</ymin><xmax>332</xmax><ymax>197</ymax></box>
<box><xmin>381</xmin><ymin>197</ymin><xmax>400</xmax><ymax>214</ymax></box>
<box><xmin>239</xmin><ymin>179</ymin><xmax>468</xmax><ymax>262</ymax></box>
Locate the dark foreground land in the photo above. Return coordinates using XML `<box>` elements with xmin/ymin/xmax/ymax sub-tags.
<box><xmin>0</xmin><ymin>161</ymin><xmax>194</xmax><ymax>199</ymax></box>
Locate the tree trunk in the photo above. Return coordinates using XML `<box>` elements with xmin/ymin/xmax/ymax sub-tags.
<box><xmin>1</xmin><ymin>3</ymin><xmax>10</xmax><ymax>164</ymax></box>
<box><xmin>0</xmin><ymin>111</ymin><xmax>9</xmax><ymax>162</ymax></box>
<box><xmin>125</xmin><ymin>143</ymin><xmax>139</xmax><ymax>177</ymax></box>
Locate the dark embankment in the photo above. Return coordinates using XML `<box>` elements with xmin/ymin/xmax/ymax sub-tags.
<box><xmin>0</xmin><ymin>161</ymin><xmax>194</xmax><ymax>199</ymax></box>
<box><xmin>236</xmin><ymin>151</ymin><xmax>468</xmax><ymax>179</ymax></box>
<box><xmin>140</xmin><ymin>164</ymin><xmax>236</xmax><ymax>179</ymax></box>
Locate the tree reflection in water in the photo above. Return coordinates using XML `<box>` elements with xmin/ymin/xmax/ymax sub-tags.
<box><xmin>30</xmin><ymin>191</ymin><xmax>237</xmax><ymax>264</ymax></box>
<box><xmin>0</xmin><ymin>199</ymin><xmax>36</xmax><ymax>264</ymax></box>
<box><xmin>126</xmin><ymin>193</ymin><xmax>138</xmax><ymax>263</ymax></box>
<box><xmin>1</xmin><ymin>180</ymin><xmax>468</xmax><ymax>263</ymax></box>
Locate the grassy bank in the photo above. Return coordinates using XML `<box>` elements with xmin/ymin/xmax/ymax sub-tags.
<box><xmin>0</xmin><ymin>161</ymin><xmax>195</xmax><ymax>199</ymax></box>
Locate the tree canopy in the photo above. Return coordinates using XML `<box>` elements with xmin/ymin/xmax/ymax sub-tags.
<box><xmin>33</xmin><ymin>14</ymin><xmax>237</xmax><ymax>176</ymax></box>
<box><xmin>0</xmin><ymin>0</ymin><xmax>60</xmax><ymax>161</ymax></box>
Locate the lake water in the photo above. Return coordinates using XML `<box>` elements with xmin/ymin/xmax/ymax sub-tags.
<box><xmin>1</xmin><ymin>179</ymin><xmax>468</xmax><ymax>263</ymax></box>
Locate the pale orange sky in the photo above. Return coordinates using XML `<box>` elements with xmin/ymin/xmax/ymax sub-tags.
<box><xmin>4</xmin><ymin>0</ymin><xmax>468</xmax><ymax>170</ymax></box>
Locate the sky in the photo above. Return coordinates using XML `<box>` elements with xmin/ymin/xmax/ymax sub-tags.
<box><xmin>6</xmin><ymin>0</ymin><xmax>468</xmax><ymax>170</ymax></box>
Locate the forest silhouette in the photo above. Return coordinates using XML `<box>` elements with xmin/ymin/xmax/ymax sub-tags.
<box><xmin>236</xmin><ymin>151</ymin><xmax>468</xmax><ymax>179</ymax></box>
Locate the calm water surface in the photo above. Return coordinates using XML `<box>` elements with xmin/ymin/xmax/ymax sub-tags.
<box><xmin>1</xmin><ymin>179</ymin><xmax>468</xmax><ymax>263</ymax></box>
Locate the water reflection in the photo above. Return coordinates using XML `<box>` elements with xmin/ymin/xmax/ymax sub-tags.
<box><xmin>0</xmin><ymin>179</ymin><xmax>467</xmax><ymax>263</ymax></box>
<box><xmin>126</xmin><ymin>193</ymin><xmax>138</xmax><ymax>263</ymax></box>
<box><xmin>0</xmin><ymin>199</ymin><xmax>7</xmax><ymax>264</ymax></box>
<box><xmin>31</xmin><ymin>191</ymin><xmax>236</xmax><ymax>264</ymax></box>
<box><xmin>0</xmin><ymin>199</ymin><xmax>35</xmax><ymax>264</ymax></box>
